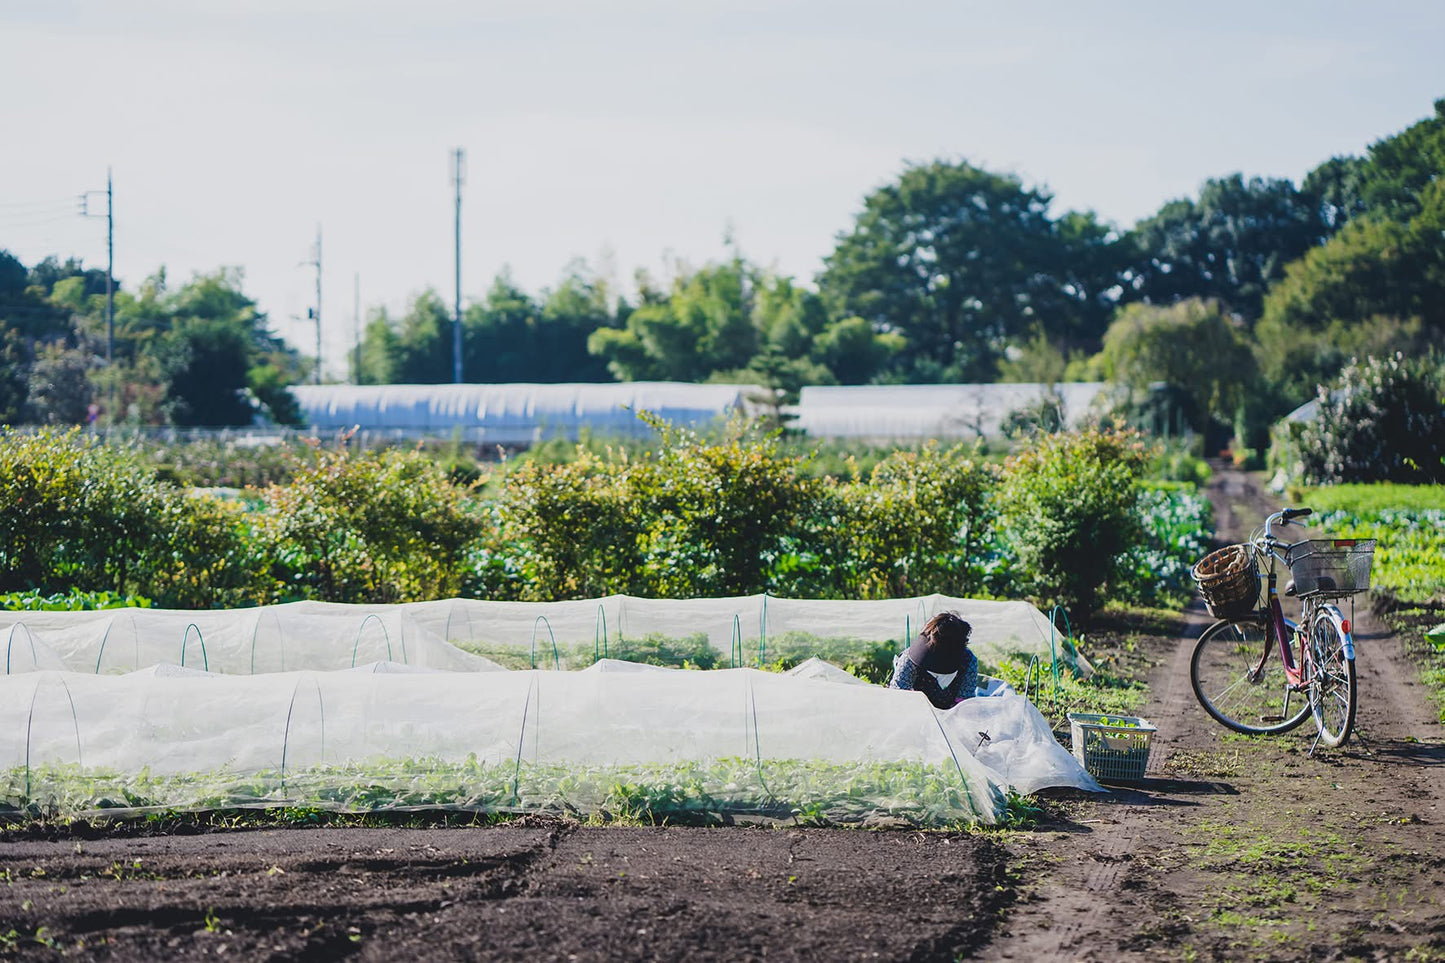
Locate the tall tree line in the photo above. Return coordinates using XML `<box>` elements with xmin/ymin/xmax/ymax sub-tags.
<box><xmin>0</xmin><ymin>257</ymin><xmax>305</xmax><ymax>427</ymax></box>
<box><xmin>5</xmin><ymin>97</ymin><xmax>1442</xmax><ymax>429</ymax></box>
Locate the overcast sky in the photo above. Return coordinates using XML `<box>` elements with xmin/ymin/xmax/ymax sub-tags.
<box><xmin>2</xmin><ymin>0</ymin><xmax>1442</xmax><ymax>376</ymax></box>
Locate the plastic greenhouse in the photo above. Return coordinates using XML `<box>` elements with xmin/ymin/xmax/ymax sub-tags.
<box><xmin>788</xmin><ymin>382</ymin><xmax>1113</xmax><ymax>441</ymax></box>
<box><xmin>289</xmin><ymin>382</ymin><xmax>753</xmax><ymax>443</ymax></box>
<box><xmin>2</xmin><ymin>595</ymin><xmax>1102</xmax><ymax>825</ymax></box>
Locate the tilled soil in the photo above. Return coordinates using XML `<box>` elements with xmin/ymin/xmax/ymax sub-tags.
<box><xmin>3</xmin><ymin>469</ymin><xmax>1444</xmax><ymax>961</ymax></box>
<box><xmin>0</xmin><ymin>822</ymin><xmax>1009</xmax><ymax>961</ymax></box>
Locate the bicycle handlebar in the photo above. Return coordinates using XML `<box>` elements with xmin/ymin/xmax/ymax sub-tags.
<box><xmin>1256</xmin><ymin>506</ymin><xmax>1314</xmax><ymax>564</ymax></box>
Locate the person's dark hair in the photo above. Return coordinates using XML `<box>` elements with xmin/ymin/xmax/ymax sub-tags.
<box><xmin>908</xmin><ymin>611</ymin><xmax>972</xmax><ymax>673</ymax></box>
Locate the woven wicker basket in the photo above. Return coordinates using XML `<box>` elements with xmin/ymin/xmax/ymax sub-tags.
<box><xmin>1190</xmin><ymin>543</ymin><xmax>1259</xmax><ymax>619</ymax></box>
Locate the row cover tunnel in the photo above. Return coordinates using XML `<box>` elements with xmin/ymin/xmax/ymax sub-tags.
<box><xmin>1</xmin><ymin>595</ymin><xmax>1080</xmax><ymax>677</ymax></box>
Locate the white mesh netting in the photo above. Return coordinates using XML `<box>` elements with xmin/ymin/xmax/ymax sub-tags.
<box><xmin>0</xmin><ymin>594</ymin><xmax>1089</xmax><ymax>676</ymax></box>
<box><xmin>1</xmin><ymin>595</ymin><xmax>1101</xmax><ymax>824</ymax></box>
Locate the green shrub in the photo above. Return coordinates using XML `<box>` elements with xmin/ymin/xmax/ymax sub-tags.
<box><xmin>261</xmin><ymin>445</ymin><xmax>485</xmax><ymax>603</ymax></box>
<box><xmin>499</xmin><ymin>418</ymin><xmax>820</xmax><ymax>600</ymax></box>
<box><xmin>137</xmin><ymin>491</ymin><xmax>275</xmax><ymax>608</ymax></box>
<box><xmin>0</xmin><ymin>429</ymin><xmax>169</xmax><ymax>596</ymax></box>
<box><xmin>997</xmin><ymin>426</ymin><xmax>1149</xmax><ymax>616</ymax></box>
<box><xmin>632</xmin><ymin>418</ymin><xmax>820</xmax><ymax>598</ymax></box>
<box><xmin>1288</xmin><ymin>354</ymin><xmax>1445</xmax><ymax>484</ymax></box>
<box><xmin>823</xmin><ymin>444</ymin><xmax>1000</xmax><ymax>599</ymax></box>
<box><xmin>498</xmin><ymin>449</ymin><xmax>647</xmax><ymax>599</ymax></box>
<box><xmin>0</xmin><ymin>429</ymin><xmax>271</xmax><ymax>607</ymax></box>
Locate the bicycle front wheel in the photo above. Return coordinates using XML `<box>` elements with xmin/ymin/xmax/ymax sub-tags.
<box><xmin>1191</xmin><ymin>618</ymin><xmax>1311</xmax><ymax>735</ymax></box>
<box><xmin>1308</xmin><ymin>612</ymin><xmax>1357</xmax><ymax>748</ymax></box>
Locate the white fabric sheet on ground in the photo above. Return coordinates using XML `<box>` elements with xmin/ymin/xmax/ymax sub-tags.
<box><xmin>785</xmin><ymin>659</ymin><xmax>1102</xmax><ymax>796</ymax></box>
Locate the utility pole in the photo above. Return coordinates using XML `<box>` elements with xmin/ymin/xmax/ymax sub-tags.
<box><xmin>79</xmin><ymin>168</ymin><xmax>114</xmax><ymax>366</ymax></box>
<box><xmin>452</xmin><ymin>147</ymin><xmax>464</xmax><ymax>384</ymax></box>
<box><xmin>302</xmin><ymin>226</ymin><xmax>322</xmax><ymax>385</ymax></box>
<box><xmin>353</xmin><ymin>272</ymin><xmax>361</xmax><ymax>385</ymax></box>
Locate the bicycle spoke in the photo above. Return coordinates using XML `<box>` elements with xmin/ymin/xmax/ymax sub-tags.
<box><xmin>1308</xmin><ymin>612</ymin><xmax>1356</xmax><ymax>748</ymax></box>
<box><xmin>1191</xmin><ymin>619</ymin><xmax>1310</xmax><ymax>735</ymax></box>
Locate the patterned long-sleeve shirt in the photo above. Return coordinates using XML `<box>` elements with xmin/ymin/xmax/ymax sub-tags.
<box><xmin>889</xmin><ymin>648</ymin><xmax>980</xmax><ymax>710</ymax></box>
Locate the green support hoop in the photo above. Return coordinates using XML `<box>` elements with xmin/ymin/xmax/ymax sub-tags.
<box><xmin>531</xmin><ymin>616</ymin><xmax>560</xmax><ymax>670</ymax></box>
<box><xmin>181</xmin><ymin>623</ymin><xmax>209</xmax><ymax>672</ymax></box>
<box><xmin>351</xmin><ymin>614</ymin><xmax>394</xmax><ymax>668</ymax></box>
<box><xmin>279</xmin><ymin>674</ymin><xmax>326</xmax><ymax>798</ymax></box>
<box><xmin>5</xmin><ymin>622</ymin><xmax>36</xmax><ymax>675</ymax></box>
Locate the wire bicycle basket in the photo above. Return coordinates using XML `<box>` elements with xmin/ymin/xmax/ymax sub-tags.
<box><xmin>1285</xmin><ymin>539</ymin><xmax>1376</xmax><ymax>597</ymax></box>
<box><xmin>1191</xmin><ymin>543</ymin><xmax>1260</xmax><ymax>619</ymax></box>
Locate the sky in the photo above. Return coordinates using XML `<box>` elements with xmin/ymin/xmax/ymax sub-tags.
<box><xmin>2</xmin><ymin>0</ymin><xmax>1443</xmax><ymax>377</ymax></box>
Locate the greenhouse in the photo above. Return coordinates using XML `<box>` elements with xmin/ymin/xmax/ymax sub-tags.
<box><xmin>289</xmin><ymin>382</ymin><xmax>754</xmax><ymax>443</ymax></box>
<box><xmin>2</xmin><ymin>595</ymin><xmax>1101</xmax><ymax>825</ymax></box>
<box><xmin>788</xmin><ymin>382</ymin><xmax>1113</xmax><ymax>441</ymax></box>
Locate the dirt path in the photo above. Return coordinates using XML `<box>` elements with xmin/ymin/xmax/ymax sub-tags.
<box><xmin>985</xmin><ymin>468</ymin><xmax>1445</xmax><ymax>961</ymax></box>
<box><xmin>3</xmin><ymin>469</ymin><xmax>1444</xmax><ymax>961</ymax></box>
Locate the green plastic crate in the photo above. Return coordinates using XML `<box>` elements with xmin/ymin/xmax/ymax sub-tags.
<box><xmin>1067</xmin><ymin>712</ymin><xmax>1156</xmax><ymax>783</ymax></box>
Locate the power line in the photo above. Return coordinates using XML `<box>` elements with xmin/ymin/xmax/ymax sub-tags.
<box><xmin>0</xmin><ymin>197</ymin><xmax>77</xmax><ymax>211</ymax></box>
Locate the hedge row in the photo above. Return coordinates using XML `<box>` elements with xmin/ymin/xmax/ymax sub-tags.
<box><xmin>0</xmin><ymin>425</ymin><xmax>1206</xmax><ymax>617</ymax></box>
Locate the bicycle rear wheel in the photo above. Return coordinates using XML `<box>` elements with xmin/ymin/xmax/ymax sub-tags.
<box><xmin>1191</xmin><ymin>618</ymin><xmax>1310</xmax><ymax>735</ymax></box>
<box><xmin>1308</xmin><ymin>611</ymin><xmax>1357</xmax><ymax>748</ymax></box>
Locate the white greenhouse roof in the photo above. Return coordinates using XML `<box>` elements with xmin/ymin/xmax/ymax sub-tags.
<box><xmin>290</xmin><ymin>382</ymin><xmax>753</xmax><ymax>443</ymax></box>
<box><xmin>789</xmin><ymin>382</ymin><xmax>1112</xmax><ymax>441</ymax></box>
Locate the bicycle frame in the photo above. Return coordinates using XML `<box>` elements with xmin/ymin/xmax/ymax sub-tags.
<box><xmin>1251</xmin><ymin>515</ymin><xmax>1358</xmax><ymax>689</ymax></box>
<box><xmin>1260</xmin><ymin>564</ymin><xmax>1304</xmax><ymax>688</ymax></box>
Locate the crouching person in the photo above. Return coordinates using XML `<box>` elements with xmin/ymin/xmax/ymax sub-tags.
<box><xmin>889</xmin><ymin>612</ymin><xmax>979</xmax><ymax>709</ymax></box>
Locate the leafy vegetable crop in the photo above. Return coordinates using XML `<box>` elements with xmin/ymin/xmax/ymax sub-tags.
<box><xmin>3</xmin><ymin>755</ymin><xmax>1000</xmax><ymax>827</ymax></box>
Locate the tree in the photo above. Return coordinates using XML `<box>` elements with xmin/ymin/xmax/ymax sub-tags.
<box><xmin>819</xmin><ymin>159</ymin><xmax>1122</xmax><ymax>382</ymax></box>
<box><xmin>465</xmin><ymin>264</ymin><xmax>618</xmax><ymax>383</ymax></box>
<box><xmin>810</xmin><ymin>316</ymin><xmax>904</xmax><ymax>385</ymax></box>
<box><xmin>356</xmin><ymin>310</ymin><xmax>401</xmax><ymax>384</ymax></box>
<box><xmin>1128</xmin><ymin>174</ymin><xmax>1327</xmax><ymax>322</ymax></box>
<box><xmin>463</xmin><ymin>273</ymin><xmax>541</xmax><ymax>383</ymax></box>
<box><xmin>93</xmin><ymin>268</ymin><xmax>304</xmax><ymax>426</ymax></box>
<box><xmin>1255</xmin><ymin>179</ymin><xmax>1445</xmax><ymax>401</ymax></box>
<box><xmin>393</xmin><ymin>290</ymin><xmax>453</xmax><ymax>383</ymax></box>
<box><xmin>1343</xmin><ymin>97</ymin><xmax>1445</xmax><ymax>224</ymax></box>
<box><xmin>589</xmin><ymin>259</ymin><xmax>755</xmax><ymax>382</ymax></box>
<box><xmin>534</xmin><ymin>262</ymin><xmax>620</xmax><ymax>382</ymax></box>
<box><xmin>0</xmin><ymin>327</ymin><xmax>26</xmax><ymax>424</ymax></box>
<box><xmin>1098</xmin><ymin>299</ymin><xmax>1257</xmax><ymax>440</ymax></box>
<box><xmin>25</xmin><ymin>342</ymin><xmax>93</xmax><ymax>425</ymax></box>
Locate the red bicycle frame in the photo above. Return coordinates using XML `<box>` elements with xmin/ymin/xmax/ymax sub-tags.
<box><xmin>1262</xmin><ymin>560</ymin><xmax>1305</xmax><ymax>687</ymax></box>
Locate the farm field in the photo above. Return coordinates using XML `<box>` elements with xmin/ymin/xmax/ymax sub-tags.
<box><xmin>2</xmin><ymin>470</ymin><xmax>1444</xmax><ymax>961</ymax></box>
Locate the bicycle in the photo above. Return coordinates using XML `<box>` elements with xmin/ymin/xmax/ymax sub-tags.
<box><xmin>1189</xmin><ymin>507</ymin><xmax>1375</xmax><ymax>749</ymax></box>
